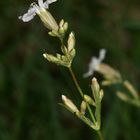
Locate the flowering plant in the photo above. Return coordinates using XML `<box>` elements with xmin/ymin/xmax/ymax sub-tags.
<box><xmin>19</xmin><ymin>1</ymin><xmax>140</xmax><ymax>140</ymax></box>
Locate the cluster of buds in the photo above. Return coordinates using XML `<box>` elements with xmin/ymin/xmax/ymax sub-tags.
<box><xmin>43</xmin><ymin>32</ymin><xmax>76</xmax><ymax>67</ymax></box>
<box><xmin>49</xmin><ymin>19</ymin><xmax>68</xmax><ymax>38</ymax></box>
<box><xmin>61</xmin><ymin>78</ymin><xmax>104</xmax><ymax>131</ymax></box>
<box><xmin>19</xmin><ymin>0</ymin><xmax>75</xmax><ymax>68</ymax></box>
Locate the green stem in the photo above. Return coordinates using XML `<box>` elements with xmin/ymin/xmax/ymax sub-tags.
<box><xmin>86</xmin><ymin>104</ymin><xmax>96</xmax><ymax>124</ymax></box>
<box><xmin>69</xmin><ymin>67</ymin><xmax>104</xmax><ymax>140</ymax></box>
<box><xmin>68</xmin><ymin>67</ymin><xmax>83</xmax><ymax>97</ymax></box>
<box><xmin>59</xmin><ymin>36</ymin><xmax>104</xmax><ymax>140</ymax></box>
<box><xmin>97</xmin><ymin>131</ymin><xmax>104</xmax><ymax>140</ymax></box>
<box><xmin>69</xmin><ymin>67</ymin><xmax>96</xmax><ymax>122</ymax></box>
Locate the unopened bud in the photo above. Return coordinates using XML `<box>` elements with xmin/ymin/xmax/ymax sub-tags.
<box><xmin>62</xmin><ymin>95</ymin><xmax>79</xmax><ymax>113</ymax></box>
<box><xmin>98</xmin><ymin>63</ymin><xmax>122</xmax><ymax>83</ymax></box>
<box><xmin>43</xmin><ymin>53</ymin><xmax>48</xmax><ymax>59</ymax></box>
<box><xmin>43</xmin><ymin>53</ymin><xmax>58</xmax><ymax>62</ymax></box>
<box><xmin>59</xmin><ymin>27</ymin><xmax>65</xmax><ymax>35</ymax></box>
<box><xmin>80</xmin><ymin>101</ymin><xmax>87</xmax><ymax>115</ymax></box>
<box><xmin>91</xmin><ymin>78</ymin><xmax>100</xmax><ymax>99</ymax></box>
<box><xmin>84</xmin><ymin>95</ymin><xmax>95</xmax><ymax>106</ymax></box>
<box><xmin>117</xmin><ymin>91</ymin><xmax>129</xmax><ymax>102</ymax></box>
<box><xmin>59</xmin><ymin>19</ymin><xmax>64</xmax><ymax>27</ymax></box>
<box><xmin>123</xmin><ymin>80</ymin><xmax>139</xmax><ymax>99</ymax></box>
<box><xmin>48</xmin><ymin>31</ymin><xmax>56</xmax><ymax>37</ymax></box>
<box><xmin>63</xmin><ymin>22</ymin><xmax>68</xmax><ymax>32</ymax></box>
<box><xmin>99</xmin><ymin>90</ymin><xmax>104</xmax><ymax>101</ymax></box>
<box><xmin>48</xmin><ymin>30</ymin><xmax>59</xmax><ymax>37</ymax></box>
<box><xmin>68</xmin><ymin>32</ymin><xmax>75</xmax><ymax>52</ymax></box>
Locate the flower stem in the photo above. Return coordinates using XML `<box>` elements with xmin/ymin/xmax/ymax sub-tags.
<box><xmin>97</xmin><ymin>131</ymin><xmax>104</xmax><ymax>140</ymax></box>
<box><xmin>68</xmin><ymin>67</ymin><xmax>104</xmax><ymax>140</ymax></box>
<box><xmin>69</xmin><ymin>67</ymin><xmax>96</xmax><ymax>121</ymax></box>
<box><xmin>59</xmin><ymin>36</ymin><xmax>104</xmax><ymax>140</ymax></box>
<box><xmin>68</xmin><ymin>67</ymin><xmax>83</xmax><ymax>97</ymax></box>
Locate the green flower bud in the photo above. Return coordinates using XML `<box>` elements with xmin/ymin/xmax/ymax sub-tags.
<box><xmin>99</xmin><ymin>90</ymin><xmax>104</xmax><ymax>101</ymax></box>
<box><xmin>62</xmin><ymin>95</ymin><xmax>79</xmax><ymax>113</ymax></box>
<box><xmin>91</xmin><ymin>77</ymin><xmax>100</xmax><ymax>100</ymax></box>
<box><xmin>63</xmin><ymin>22</ymin><xmax>68</xmax><ymax>32</ymax></box>
<box><xmin>68</xmin><ymin>32</ymin><xmax>75</xmax><ymax>52</ymax></box>
<box><xmin>84</xmin><ymin>95</ymin><xmax>95</xmax><ymax>106</ymax></box>
<box><xmin>59</xmin><ymin>19</ymin><xmax>64</xmax><ymax>27</ymax></box>
<box><xmin>38</xmin><ymin>9</ymin><xmax>58</xmax><ymax>31</ymax></box>
<box><xmin>80</xmin><ymin>101</ymin><xmax>87</xmax><ymax>115</ymax></box>
<box><xmin>59</xmin><ymin>27</ymin><xmax>65</xmax><ymax>35</ymax></box>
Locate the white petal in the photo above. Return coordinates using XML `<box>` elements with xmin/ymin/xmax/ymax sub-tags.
<box><xmin>47</xmin><ymin>0</ymin><xmax>57</xmax><ymax>4</ymax></box>
<box><xmin>38</xmin><ymin>0</ymin><xmax>44</xmax><ymax>7</ymax></box>
<box><xmin>19</xmin><ymin>7</ymin><xmax>36</xmax><ymax>22</ymax></box>
<box><xmin>83</xmin><ymin>57</ymin><xmax>100</xmax><ymax>78</ymax></box>
<box><xmin>42</xmin><ymin>1</ymin><xmax>49</xmax><ymax>9</ymax></box>
<box><xmin>99</xmin><ymin>49</ymin><xmax>106</xmax><ymax>61</ymax></box>
<box><xmin>83</xmin><ymin>49</ymin><xmax>106</xmax><ymax>78</ymax></box>
<box><xmin>83</xmin><ymin>70</ymin><xmax>93</xmax><ymax>78</ymax></box>
<box><xmin>90</xmin><ymin>57</ymin><xmax>100</xmax><ymax>70</ymax></box>
<box><xmin>43</xmin><ymin>0</ymin><xmax>57</xmax><ymax>9</ymax></box>
<box><xmin>20</xmin><ymin>13</ymin><xmax>35</xmax><ymax>22</ymax></box>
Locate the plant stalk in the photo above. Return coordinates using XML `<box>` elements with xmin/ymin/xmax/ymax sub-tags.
<box><xmin>97</xmin><ymin>131</ymin><xmax>104</xmax><ymax>140</ymax></box>
<box><xmin>68</xmin><ymin>67</ymin><xmax>104</xmax><ymax>140</ymax></box>
<box><xmin>59</xmin><ymin>36</ymin><xmax>104</xmax><ymax>140</ymax></box>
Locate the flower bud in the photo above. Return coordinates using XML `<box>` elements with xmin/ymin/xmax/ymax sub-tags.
<box><xmin>117</xmin><ymin>91</ymin><xmax>129</xmax><ymax>102</ymax></box>
<box><xmin>63</xmin><ymin>22</ymin><xmax>68</xmax><ymax>32</ymax></box>
<box><xmin>59</xmin><ymin>19</ymin><xmax>64</xmax><ymax>27</ymax></box>
<box><xmin>48</xmin><ymin>30</ymin><xmax>59</xmax><ymax>37</ymax></box>
<box><xmin>59</xmin><ymin>27</ymin><xmax>65</xmax><ymax>35</ymax></box>
<box><xmin>68</xmin><ymin>32</ymin><xmax>75</xmax><ymax>52</ymax></box>
<box><xmin>80</xmin><ymin>101</ymin><xmax>87</xmax><ymax>115</ymax></box>
<box><xmin>37</xmin><ymin>9</ymin><xmax>58</xmax><ymax>31</ymax></box>
<box><xmin>43</xmin><ymin>53</ymin><xmax>58</xmax><ymax>63</ymax></box>
<box><xmin>123</xmin><ymin>80</ymin><xmax>139</xmax><ymax>99</ymax></box>
<box><xmin>84</xmin><ymin>95</ymin><xmax>95</xmax><ymax>106</ymax></box>
<box><xmin>62</xmin><ymin>95</ymin><xmax>79</xmax><ymax>113</ymax></box>
<box><xmin>98</xmin><ymin>63</ymin><xmax>122</xmax><ymax>84</ymax></box>
<box><xmin>99</xmin><ymin>90</ymin><xmax>104</xmax><ymax>101</ymax></box>
<box><xmin>91</xmin><ymin>78</ymin><xmax>100</xmax><ymax>100</ymax></box>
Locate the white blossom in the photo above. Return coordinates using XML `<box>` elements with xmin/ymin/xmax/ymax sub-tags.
<box><xmin>19</xmin><ymin>0</ymin><xmax>57</xmax><ymax>22</ymax></box>
<box><xmin>83</xmin><ymin>49</ymin><xmax>106</xmax><ymax>78</ymax></box>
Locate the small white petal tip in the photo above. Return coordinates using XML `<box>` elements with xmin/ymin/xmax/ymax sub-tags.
<box><xmin>92</xmin><ymin>77</ymin><xmax>97</xmax><ymax>82</ymax></box>
<box><xmin>62</xmin><ymin>95</ymin><xmax>66</xmax><ymax>100</ymax></box>
<box><xmin>43</xmin><ymin>53</ymin><xmax>47</xmax><ymax>58</ymax></box>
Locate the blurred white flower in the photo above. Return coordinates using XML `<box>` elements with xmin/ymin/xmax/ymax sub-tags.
<box><xmin>19</xmin><ymin>0</ymin><xmax>57</xmax><ymax>22</ymax></box>
<box><xmin>83</xmin><ymin>49</ymin><xmax>106</xmax><ymax>78</ymax></box>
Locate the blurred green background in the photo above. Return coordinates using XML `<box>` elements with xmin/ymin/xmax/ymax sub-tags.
<box><xmin>0</xmin><ymin>0</ymin><xmax>140</xmax><ymax>140</ymax></box>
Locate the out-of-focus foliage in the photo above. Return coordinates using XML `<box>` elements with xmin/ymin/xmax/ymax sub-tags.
<box><xmin>0</xmin><ymin>0</ymin><xmax>140</xmax><ymax>140</ymax></box>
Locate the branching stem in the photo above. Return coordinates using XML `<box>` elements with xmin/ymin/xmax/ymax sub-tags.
<box><xmin>59</xmin><ymin>34</ymin><xmax>104</xmax><ymax>140</ymax></box>
<box><xmin>69</xmin><ymin>67</ymin><xmax>104</xmax><ymax>140</ymax></box>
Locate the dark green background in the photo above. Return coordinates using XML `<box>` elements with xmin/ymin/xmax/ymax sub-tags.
<box><xmin>0</xmin><ymin>0</ymin><xmax>140</xmax><ymax>140</ymax></box>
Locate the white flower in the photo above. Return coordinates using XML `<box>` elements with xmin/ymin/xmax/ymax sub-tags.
<box><xmin>83</xmin><ymin>49</ymin><xmax>106</xmax><ymax>78</ymax></box>
<box><xmin>19</xmin><ymin>0</ymin><xmax>57</xmax><ymax>22</ymax></box>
